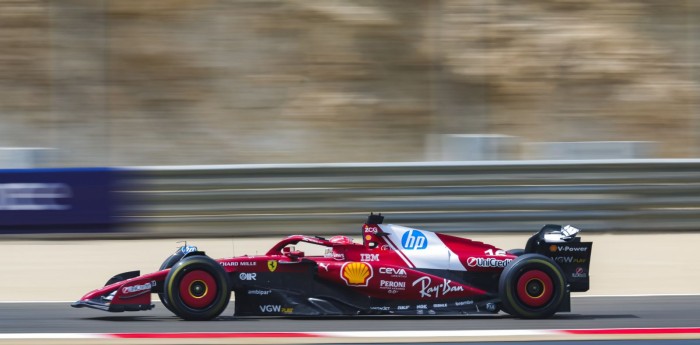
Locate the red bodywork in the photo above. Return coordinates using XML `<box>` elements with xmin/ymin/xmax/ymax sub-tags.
<box><xmin>74</xmin><ymin>215</ymin><xmax>590</xmax><ymax>318</ymax></box>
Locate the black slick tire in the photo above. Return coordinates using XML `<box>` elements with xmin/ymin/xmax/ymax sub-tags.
<box><xmin>506</xmin><ymin>248</ymin><xmax>525</xmax><ymax>256</ymax></box>
<box><xmin>498</xmin><ymin>253</ymin><xmax>566</xmax><ymax>319</ymax></box>
<box><xmin>157</xmin><ymin>252</ymin><xmax>185</xmax><ymax>313</ymax></box>
<box><xmin>163</xmin><ymin>256</ymin><xmax>231</xmax><ymax>321</ymax></box>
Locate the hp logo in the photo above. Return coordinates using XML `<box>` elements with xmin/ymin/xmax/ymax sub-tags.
<box><xmin>401</xmin><ymin>230</ymin><xmax>428</xmax><ymax>250</ymax></box>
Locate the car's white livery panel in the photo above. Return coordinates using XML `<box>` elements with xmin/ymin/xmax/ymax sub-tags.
<box><xmin>379</xmin><ymin>224</ymin><xmax>466</xmax><ymax>271</ymax></box>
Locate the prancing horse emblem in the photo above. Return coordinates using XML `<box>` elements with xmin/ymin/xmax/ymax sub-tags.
<box><xmin>267</xmin><ymin>260</ymin><xmax>278</xmax><ymax>272</ymax></box>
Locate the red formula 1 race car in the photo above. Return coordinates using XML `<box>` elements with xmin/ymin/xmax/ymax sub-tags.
<box><xmin>73</xmin><ymin>214</ymin><xmax>592</xmax><ymax>320</ymax></box>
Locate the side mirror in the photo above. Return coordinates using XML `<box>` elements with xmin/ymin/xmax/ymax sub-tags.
<box><xmin>282</xmin><ymin>246</ymin><xmax>303</xmax><ymax>260</ymax></box>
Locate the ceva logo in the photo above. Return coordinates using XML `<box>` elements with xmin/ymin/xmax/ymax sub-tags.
<box><xmin>401</xmin><ymin>230</ymin><xmax>428</xmax><ymax>250</ymax></box>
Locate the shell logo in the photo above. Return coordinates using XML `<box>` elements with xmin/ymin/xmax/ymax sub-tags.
<box><xmin>341</xmin><ymin>262</ymin><xmax>373</xmax><ymax>287</ymax></box>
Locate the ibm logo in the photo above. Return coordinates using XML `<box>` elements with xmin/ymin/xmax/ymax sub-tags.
<box><xmin>401</xmin><ymin>230</ymin><xmax>427</xmax><ymax>250</ymax></box>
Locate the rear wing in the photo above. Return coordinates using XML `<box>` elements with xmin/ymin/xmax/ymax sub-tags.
<box><xmin>525</xmin><ymin>224</ymin><xmax>592</xmax><ymax>292</ymax></box>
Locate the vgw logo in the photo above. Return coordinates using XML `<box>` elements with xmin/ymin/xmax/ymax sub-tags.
<box><xmin>401</xmin><ymin>230</ymin><xmax>428</xmax><ymax>250</ymax></box>
<box><xmin>259</xmin><ymin>305</ymin><xmax>281</xmax><ymax>313</ymax></box>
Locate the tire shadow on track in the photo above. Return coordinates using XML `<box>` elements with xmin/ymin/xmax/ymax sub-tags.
<box><xmin>551</xmin><ymin>314</ymin><xmax>639</xmax><ymax>320</ymax></box>
<box><xmin>84</xmin><ymin>316</ymin><xmax>182</xmax><ymax>322</ymax></box>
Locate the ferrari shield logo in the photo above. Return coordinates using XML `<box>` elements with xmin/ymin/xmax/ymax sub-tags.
<box><xmin>267</xmin><ymin>260</ymin><xmax>278</xmax><ymax>272</ymax></box>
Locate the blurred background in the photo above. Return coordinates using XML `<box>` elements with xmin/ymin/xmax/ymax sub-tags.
<box><xmin>2</xmin><ymin>1</ymin><xmax>700</xmax><ymax>238</ymax></box>
<box><xmin>1</xmin><ymin>0</ymin><xmax>699</xmax><ymax>167</ymax></box>
<box><xmin>2</xmin><ymin>1</ymin><xmax>700</xmax><ymax>304</ymax></box>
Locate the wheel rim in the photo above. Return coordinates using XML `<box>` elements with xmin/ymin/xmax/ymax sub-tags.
<box><xmin>179</xmin><ymin>270</ymin><xmax>217</xmax><ymax>309</ymax></box>
<box><xmin>516</xmin><ymin>270</ymin><xmax>553</xmax><ymax>308</ymax></box>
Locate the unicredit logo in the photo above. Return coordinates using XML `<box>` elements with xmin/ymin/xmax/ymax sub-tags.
<box><xmin>466</xmin><ymin>257</ymin><xmax>512</xmax><ymax>268</ymax></box>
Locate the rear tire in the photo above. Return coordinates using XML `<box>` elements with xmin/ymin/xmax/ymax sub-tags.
<box><xmin>507</xmin><ymin>248</ymin><xmax>525</xmax><ymax>256</ymax></box>
<box><xmin>498</xmin><ymin>254</ymin><xmax>566</xmax><ymax>319</ymax></box>
<box><xmin>164</xmin><ymin>256</ymin><xmax>231</xmax><ymax>321</ymax></box>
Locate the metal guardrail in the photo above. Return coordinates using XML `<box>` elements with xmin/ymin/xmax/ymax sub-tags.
<box><xmin>117</xmin><ymin>159</ymin><xmax>700</xmax><ymax>237</ymax></box>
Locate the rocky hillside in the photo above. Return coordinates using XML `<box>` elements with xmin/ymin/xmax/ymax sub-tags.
<box><xmin>0</xmin><ymin>0</ymin><xmax>698</xmax><ymax>165</ymax></box>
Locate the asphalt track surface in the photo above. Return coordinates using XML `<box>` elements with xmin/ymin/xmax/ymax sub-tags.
<box><xmin>342</xmin><ymin>343</ymin><xmax>700</xmax><ymax>345</ymax></box>
<box><xmin>1</xmin><ymin>296</ymin><xmax>699</xmax><ymax>334</ymax></box>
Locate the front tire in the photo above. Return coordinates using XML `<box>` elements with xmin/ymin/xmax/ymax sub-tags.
<box><xmin>157</xmin><ymin>252</ymin><xmax>185</xmax><ymax>313</ymax></box>
<box><xmin>498</xmin><ymin>254</ymin><xmax>566</xmax><ymax>319</ymax></box>
<box><xmin>164</xmin><ymin>256</ymin><xmax>231</xmax><ymax>321</ymax></box>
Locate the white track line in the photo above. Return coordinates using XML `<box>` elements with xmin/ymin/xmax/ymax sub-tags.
<box><xmin>317</xmin><ymin>330</ymin><xmax>548</xmax><ymax>338</ymax></box>
<box><xmin>0</xmin><ymin>330</ymin><xmax>550</xmax><ymax>340</ymax></box>
<box><xmin>0</xmin><ymin>301</ymin><xmax>74</xmax><ymax>303</ymax></box>
<box><xmin>573</xmin><ymin>293</ymin><xmax>700</xmax><ymax>298</ymax></box>
<box><xmin>0</xmin><ymin>333</ymin><xmax>106</xmax><ymax>339</ymax></box>
<box><xmin>1</xmin><ymin>328</ymin><xmax>700</xmax><ymax>340</ymax></box>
